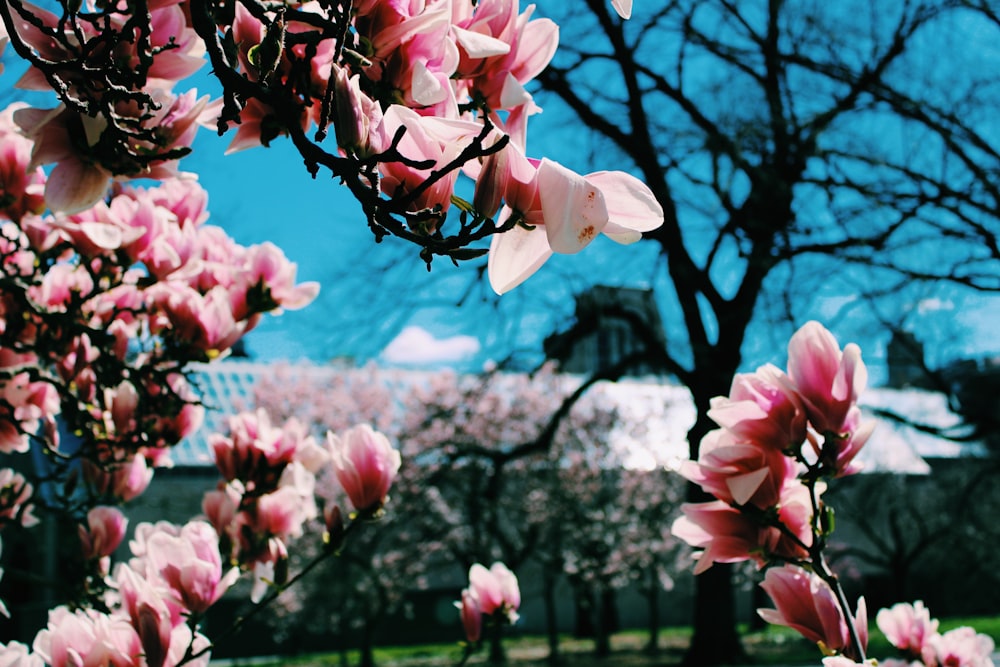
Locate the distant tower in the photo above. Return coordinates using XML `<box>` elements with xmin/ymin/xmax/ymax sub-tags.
<box><xmin>543</xmin><ymin>285</ymin><xmax>667</xmax><ymax>376</ymax></box>
<box><xmin>886</xmin><ymin>330</ymin><xmax>932</xmax><ymax>389</ymax></box>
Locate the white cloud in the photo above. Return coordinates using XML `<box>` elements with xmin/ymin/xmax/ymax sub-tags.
<box><xmin>917</xmin><ymin>297</ymin><xmax>954</xmax><ymax>315</ymax></box>
<box><xmin>381</xmin><ymin>326</ymin><xmax>481</xmax><ymax>365</ymax></box>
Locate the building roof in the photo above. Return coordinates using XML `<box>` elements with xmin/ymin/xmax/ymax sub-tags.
<box><xmin>174</xmin><ymin>360</ymin><xmax>985</xmax><ymax>474</ymax></box>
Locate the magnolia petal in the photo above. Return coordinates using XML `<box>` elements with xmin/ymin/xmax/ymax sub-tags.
<box><xmin>452</xmin><ymin>26</ymin><xmax>512</xmax><ymax>58</ymax></box>
<box><xmin>499</xmin><ymin>73</ymin><xmax>532</xmax><ymax>110</ymax></box>
<box><xmin>726</xmin><ymin>468</ymin><xmax>770</xmax><ymax>506</ymax></box>
<box><xmin>538</xmin><ymin>159</ymin><xmax>609</xmax><ymax>255</ymax></box>
<box><xmin>488</xmin><ymin>214</ymin><xmax>553</xmax><ymax>294</ymax></box>
<box><xmin>410</xmin><ymin>60</ymin><xmax>448</xmax><ymax>107</ymax></box>
<box><xmin>585</xmin><ymin>170</ymin><xmax>663</xmax><ymax>235</ymax></box>
<box><xmin>611</xmin><ymin>0</ymin><xmax>633</xmax><ymax>19</ymax></box>
<box><xmin>45</xmin><ymin>159</ymin><xmax>110</xmax><ymax>214</ymax></box>
<box><xmin>80</xmin><ymin>222</ymin><xmax>124</xmax><ymax>250</ymax></box>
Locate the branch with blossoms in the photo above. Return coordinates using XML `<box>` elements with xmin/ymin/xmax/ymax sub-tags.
<box><xmin>1</xmin><ymin>409</ymin><xmax>403</xmax><ymax>666</ymax></box>
<box><xmin>670</xmin><ymin>321</ymin><xmax>996</xmax><ymax>667</ymax></box>
<box><xmin>0</xmin><ymin>0</ymin><xmax>661</xmax><ymax>281</ymax></box>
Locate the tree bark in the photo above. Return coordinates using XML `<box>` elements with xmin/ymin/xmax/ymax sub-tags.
<box><xmin>645</xmin><ymin>567</ymin><xmax>661</xmax><ymax>655</ymax></box>
<box><xmin>543</xmin><ymin>568</ymin><xmax>561</xmax><ymax>663</ymax></box>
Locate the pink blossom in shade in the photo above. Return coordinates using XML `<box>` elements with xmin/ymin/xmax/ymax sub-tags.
<box><xmin>679</xmin><ymin>428</ymin><xmax>798</xmax><ymax>509</ymax></box>
<box><xmin>758</xmin><ymin>564</ymin><xmax>868</xmax><ymax>657</ymax></box>
<box><xmin>0</xmin><ymin>640</ymin><xmax>44</xmax><ymax>667</ymax></box>
<box><xmin>31</xmin><ymin>606</ymin><xmax>142</xmax><ymax>667</ymax></box>
<box><xmin>467</xmin><ymin>562</ymin><xmax>521</xmax><ymax>622</ymax></box>
<box><xmin>786</xmin><ymin>321</ymin><xmax>868</xmax><ymax>434</ymax></box>
<box><xmin>79</xmin><ymin>506</ymin><xmax>128</xmax><ymax>562</ymax></box>
<box><xmin>326</xmin><ymin>424</ymin><xmax>402</xmax><ymax>513</ymax></box>
<box><xmin>824</xmin><ymin>658</ymin><xmax>879</xmax><ymax>667</ymax></box>
<box><xmin>488</xmin><ymin>159</ymin><xmax>664</xmax><ymax>294</ymax></box>
<box><xmin>148</xmin><ymin>283</ymin><xmax>246</xmax><ymax>357</ymax></box>
<box><xmin>611</xmin><ymin>0</ymin><xmax>633</xmax><ymax>19</ymax></box>
<box><xmin>876</xmin><ymin>601</ymin><xmax>939</xmax><ymax>663</ymax></box>
<box><xmin>145</xmin><ymin>520</ymin><xmax>239</xmax><ymax>614</ymax></box>
<box><xmin>0</xmin><ymin>103</ymin><xmax>46</xmax><ymax>223</ymax></box>
<box><xmin>926</xmin><ymin>627</ymin><xmax>996</xmax><ymax>667</ymax></box>
<box><xmin>0</xmin><ymin>469</ymin><xmax>38</xmax><ymax>528</ymax></box>
<box><xmin>83</xmin><ymin>454</ymin><xmax>154</xmax><ymax>503</ymax></box>
<box><xmin>458</xmin><ymin>589</ymin><xmax>483</xmax><ymax>642</ymax></box>
<box><xmin>115</xmin><ymin>564</ymin><xmax>181</xmax><ymax>667</ymax></box>
<box><xmin>708</xmin><ymin>364</ymin><xmax>808</xmax><ymax>451</ymax></box>
<box><xmin>671</xmin><ymin>482</ymin><xmax>814</xmax><ymax>574</ymax></box>
<box><xmin>332</xmin><ymin>65</ymin><xmax>389</xmax><ymax>158</ymax></box>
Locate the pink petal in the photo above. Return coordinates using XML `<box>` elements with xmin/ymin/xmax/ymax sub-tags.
<box><xmin>584</xmin><ymin>170</ymin><xmax>663</xmax><ymax>243</ymax></box>
<box><xmin>538</xmin><ymin>159</ymin><xmax>608</xmax><ymax>255</ymax></box>
<box><xmin>487</xmin><ymin>214</ymin><xmax>552</xmax><ymax>294</ymax></box>
<box><xmin>611</xmin><ymin>0</ymin><xmax>633</xmax><ymax>19</ymax></box>
<box><xmin>45</xmin><ymin>159</ymin><xmax>110</xmax><ymax>214</ymax></box>
<box><xmin>452</xmin><ymin>26</ymin><xmax>511</xmax><ymax>58</ymax></box>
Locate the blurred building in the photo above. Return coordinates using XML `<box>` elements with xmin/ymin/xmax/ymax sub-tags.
<box><xmin>544</xmin><ymin>285</ymin><xmax>668</xmax><ymax>377</ymax></box>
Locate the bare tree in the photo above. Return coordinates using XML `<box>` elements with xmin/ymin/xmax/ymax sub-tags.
<box><xmin>527</xmin><ymin>1</ymin><xmax>1000</xmax><ymax>664</ymax></box>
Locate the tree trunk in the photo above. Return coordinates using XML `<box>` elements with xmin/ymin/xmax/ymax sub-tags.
<box><xmin>358</xmin><ymin>621</ymin><xmax>376</xmax><ymax>667</ymax></box>
<box><xmin>685</xmin><ymin>564</ymin><xmax>747</xmax><ymax>667</ymax></box>
<box><xmin>543</xmin><ymin>568</ymin><xmax>561</xmax><ymax>664</ymax></box>
<box><xmin>645</xmin><ymin>567</ymin><xmax>660</xmax><ymax>655</ymax></box>
<box><xmin>593</xmin><ymin>585</ymin><xmax>611</xmax><ymax>658</ymax></box>
<box><xmin>488</xmin><ymin>619</ymin><xmax>506</xmax><ymax>665</ymax></box>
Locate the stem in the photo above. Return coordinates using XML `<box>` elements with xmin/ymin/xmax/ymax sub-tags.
<box><xmin>805</xmin><ymin>480</ymin><xmax>867</xmax><ymax>663</ymax></box>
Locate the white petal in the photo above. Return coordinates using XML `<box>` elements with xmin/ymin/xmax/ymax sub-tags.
<box><xmin>488</xmin><ymin>213</ymin><xmax>553</xmax><ymax>294</ymax></box>
<box><xmin>585</xmin><ymin>171</ymin><xmax>663</xmax><ymax>238</ymax></box>
<box><xmin>499</xmin><ymin>73</ymin><xmax>532</xmax><ymax>110</ymax></box>
<box><xmin>452</xmin><ymin>26</ymin><xmax>511</xmax><ymax>58</ymax></box>
<box><xmin>538</xmin><ymin>159</ymin><xmax>609</xmax><ymax>255</ymax></box>
<box><xmin>611</xmin><ymin>0</ymin><xmax>633</xmax><ymax>19</ymax></box>
<box><xmin>410</xmin><ymin>61</ymin><xmax>448</xmax><ymax>107</ymax></box>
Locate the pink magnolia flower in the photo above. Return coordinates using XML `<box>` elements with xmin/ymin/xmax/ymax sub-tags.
<box><xmin>0</xmin><ymin>103</ymin><xmax>46</xmax><ymax>223</ymax></box>
<box><xmin>79</xmin><ymin>506</ymin><xmax>128</xmax><ymax>562</ymax></box>
<box><xmin>333</xmin><ymin>65</ymin><xmax>389</xmax><ymax>158</ymax></box>
<box><xmin>83</xmin><ymin>454</ymin><xmax>154</xmax><ymax>503</ymax></box>
<box><xmin>467</xmin><ymin>562</ymin><xmax>520</xmax><ymax>621</ymax></box>
<box><xmin>488</xmin><ymin>157</ymin><xmax>664</xmax><ymax>294</ymax></box>
<box><xmin>671</xmin><ymin>482</ymin><xmax>813</xmax><ymax>573</ymax></box>
<box><xmin>926</xmin><ymin>627</ymin><xmax>995</xmax><ymax>667</ymax></box>
<box><xmin>378</xmin><ymin>105</ymin><xmax>484</xmax><ymax>227</ymax></box>
<box><xmin>144</xmin><ymin>521</ymin><xmax>239</xmax><ymax>614</ymax></box>
<box><xmin>707</xmin><ymin>363</ymin><xmax>807</xmax><ymax>450</ymax></box>
<box><xmin>326</xmin><ymin>424</ymin><xmax>401</xmax><ymax>513</ymax></box>
<box><xmin>679</xmin><ymin>428</ymin><xmax>798</xmax><ymax>509</ymax></box>
<box><xmin>876</xmin><ymin>601</ymin><xmax>939</xmax><ymax>664</ymax></box>
<box><xmin>0</xmin><ymin>468</ymin><xmax>38</xmax><ymax>527</ymax></box>
<box><xmin>452</xmin><ymin>0</ymin><xmax>559</xmax><ymax>114</ymax></box>
<box><xmin>787</xmin><ymin>321</ymin><xmax>867</xmax><ymax>434</ymax></box>
<box><xmin>458</xmin><ymin>588</ymin><xmax>482</xmax><ymax>642</ymax></box>
<box><xmin>758</xmin><ymin>564</ymin><xmax>868</xmax><ymax>658</ymax></box>
<box><xmin>32</xmin><ymin>606</ymin><xmax>142</xmax><ymax>667</ymax></box>
<box><xmin>0</xmin><ymin>640</ymin><xmax>44</xmax><ymax>666</ymax></box>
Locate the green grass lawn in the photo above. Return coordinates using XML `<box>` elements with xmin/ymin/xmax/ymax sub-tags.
<box><xmin>236</xmin><ymin>616</ymin><xmax>1000</xmax><ymax>667</ymax></box>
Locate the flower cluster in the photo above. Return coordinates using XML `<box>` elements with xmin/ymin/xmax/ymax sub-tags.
<box><xmin>457</xmin><ymin>562</ymin><xmax>521</xmax><ymax>643</ymax></box>
<box><xmin>2</xmin><ymin>0</ymin><xmax>661</xmax><ymax>283</ymax></box>
<box><xmin>672</xmin><ymin>321</ymin><xmax>872</xmax><ymax>573</ymax></box>
<box><xmin>672</xmin><ymin>321</ymin><xmax>873</xmax><ymax>660</ymax></box>
<box><xmin>0</xmin><ymin>98</ymin><xmax>319</xmax><ymax>515</ymax></box>
<box><xmin>877</xmin><ymin>602</ymin><xmax>995</xmax><ymax>667</ymax></box>
<box><xmin>2</xmin><ymin>408</ymin><xmax>401</xmax><ymax>664</ymax></box>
